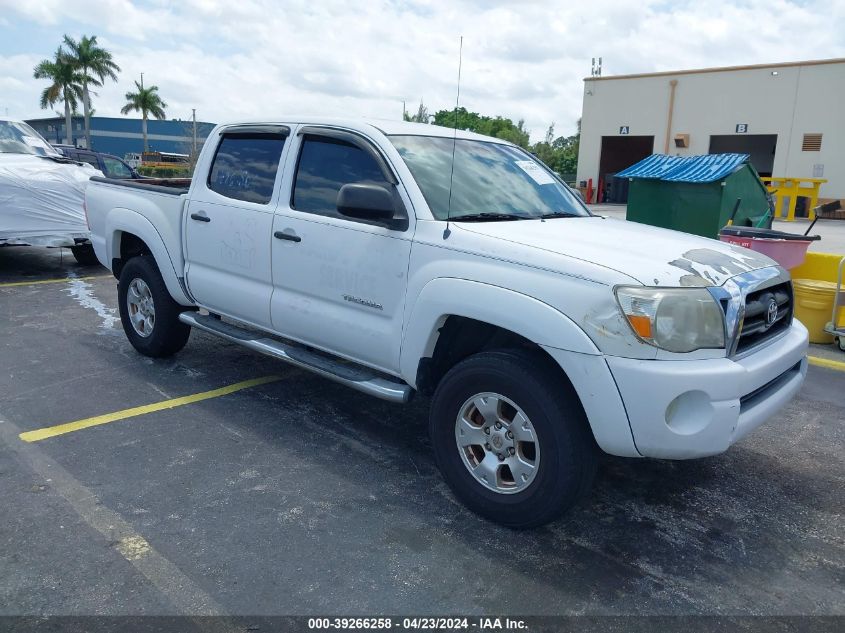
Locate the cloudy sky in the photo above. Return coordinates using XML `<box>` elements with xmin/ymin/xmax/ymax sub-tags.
<box><xmin>1</xmin><ymin>0</ymin><xmax>842</xmax><ymax>141</ymax></box>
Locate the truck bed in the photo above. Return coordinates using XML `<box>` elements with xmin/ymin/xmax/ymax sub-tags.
<box><xmin>85</xmin><ymin>175</ymin><xmax>190</xmax><ymax>289</ymax></box>
<box><xmin>89</xmin><ymin>175</ymin><xmax>191</xmax><ymax>195</ymax></box>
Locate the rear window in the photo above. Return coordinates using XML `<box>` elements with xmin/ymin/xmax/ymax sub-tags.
<box><xmin>208</xmin><ymin>133</ymin><xmax>286</xmax><ymax>204</ymax></box>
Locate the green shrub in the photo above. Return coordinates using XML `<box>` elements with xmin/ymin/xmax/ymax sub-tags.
<box><xmin>138</xmin><ymin>165</ymin><xmax>191</xmax><ymax>178</ymax></box>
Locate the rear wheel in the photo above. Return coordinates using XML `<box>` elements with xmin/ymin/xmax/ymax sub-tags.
<box><xmin>118</xmin><ymin>256</ymin><xmax>190</xmax><ymax>358</ymax></box>
<box><xmin>71</xmin><ymin>243</ymin><xmax>99</xmax><ymax>266</ymax></box>
<box><xmin>429</xmin><ymin>349</ymin><xmax>597</xmax><ymax>528</ymax></box>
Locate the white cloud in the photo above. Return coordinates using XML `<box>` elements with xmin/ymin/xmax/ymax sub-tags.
<box><xmin>0</xmin><ymin>0</ymin><xmax>842</xmax><ymax>140</ymax></box>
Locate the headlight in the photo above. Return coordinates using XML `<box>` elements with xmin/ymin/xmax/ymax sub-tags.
<box><xmin>615</xmin><ymin>286</ymin><xmax>725</xmax><ymax>353</ymax></box>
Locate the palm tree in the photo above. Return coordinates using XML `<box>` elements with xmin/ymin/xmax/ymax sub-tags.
<box><xmin>403</xmin><ymin>101</ymin><xmax>430</xmax><ymax>123</ymax></box>
<box><xmin>33</xmin><ymin>49</ymin><xmax>83</xmax><ymax>145</ymax></box>
<box><xmin>121</xmin><ymin>79</ymin><xmax>167</xmax><ymax>152</ymax></box>
<box><xmin>62</xmin><ymin>35</ymin><xmax>120</xmax><ymax>149</ymax></box>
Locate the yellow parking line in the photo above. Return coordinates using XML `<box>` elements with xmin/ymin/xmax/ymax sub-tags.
<box><xmin>19</xmin><ymin>375</ymin><xmax>282</xmax><ymax>443</ymax></box>
<box><xmin>808</xmin><ymin>355</ymin><xmax>845</xmax><ymax>372</ymax></box>
<box><xmin>0</xmin><ymin>274</ymin><xmax>111</xmax><ymax>288</ymax></box>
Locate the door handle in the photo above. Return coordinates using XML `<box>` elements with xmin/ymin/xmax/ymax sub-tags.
<box><xmin>274</xmin><ymin>230</ymin><xmax>301</xmax><ymax>243</ymax></box>
<box><xmin>190</xmin><ymin>213</ymin><xmax>211</xmax><ymax>222</ymax></box>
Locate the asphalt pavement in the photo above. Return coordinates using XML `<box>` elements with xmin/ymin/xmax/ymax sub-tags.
<box><xmin>1</xmin><ymin>246</ymin><xmax>843</xmax><ymax>621</ymax></box>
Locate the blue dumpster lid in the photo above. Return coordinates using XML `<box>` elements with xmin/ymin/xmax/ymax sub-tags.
<box><xmin>616</xmin><ymin>153</ymin><xmax>750</xmax><ymax>183</ymax></box>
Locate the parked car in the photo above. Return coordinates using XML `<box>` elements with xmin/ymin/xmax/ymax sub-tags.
<box><xmin>85</xmin><ymin>118</ymin><xmax>808</xmax><ymax>527</ymax></box>
<box><xmin>53</xmin><ymin>145</ymin><xmax>143</xmax><ymax>180</ymax></box>
<box><xmin>0</xmin><ymin>117</ymin><xmax>100</xmax><ymax>264</ymax></box>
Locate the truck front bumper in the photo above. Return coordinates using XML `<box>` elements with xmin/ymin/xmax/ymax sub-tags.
<box><xmin>605</xmin><ymin>320</ymin><xmax>809</xmax><ymax>459</ymax></box>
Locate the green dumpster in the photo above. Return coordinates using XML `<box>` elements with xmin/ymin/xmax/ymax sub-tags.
<box><xmin>616</xmin><ymin>153</ymin><xmax>772</xmax><ymax>239</ymax></box>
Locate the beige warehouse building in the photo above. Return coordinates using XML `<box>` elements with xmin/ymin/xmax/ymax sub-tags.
<box><xmin>576</xmin><ymin>58</ymin><xmax>845</xmax><ymax>205</ymax></box>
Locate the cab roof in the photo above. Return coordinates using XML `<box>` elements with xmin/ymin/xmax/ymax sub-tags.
<box><xmin>216</xmin><ymin>116</ymin><xmax>511</xmax><ymax>144</ymax></box>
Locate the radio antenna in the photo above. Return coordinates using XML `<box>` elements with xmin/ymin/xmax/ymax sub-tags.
<box><xmin>444</xmin><ymin>35</ymin><xmax>463</xmax><ymax>240</ymax></box>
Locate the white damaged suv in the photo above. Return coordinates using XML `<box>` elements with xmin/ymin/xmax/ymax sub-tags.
<box><xmin>0</xmin><ymin>117</ymin><xmax>100</xmax><ymax>264</ymax></box>
<box><xmin>85</xmin><ymin>118</ymin><xmax>808</xmax><ymax>527</ymax></box>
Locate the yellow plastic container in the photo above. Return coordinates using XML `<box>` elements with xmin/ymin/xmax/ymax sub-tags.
<box><xmin>790</xmin><ymin>252</ymin><xmax>843</xmax><ymax>283</ymax></box>
<box><xmin>792</xmin><ymin>278</ymin><xmax>840</xmax><ymax>344</ymax></box>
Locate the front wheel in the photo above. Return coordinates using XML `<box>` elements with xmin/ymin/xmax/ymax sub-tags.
<box><xmin>429</xmin><ymin>350</ymin><xmax>597</xmax><ymax>528</ymax></box>
<box><xmin>118</xmin><ymin>256</ymin><xmax>191</xmax><ymax>358</ymax></box>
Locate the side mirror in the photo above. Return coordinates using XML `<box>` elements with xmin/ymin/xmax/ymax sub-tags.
<box><xmin>337</xmin><ymin>183</ymin><xmax>395</xmax><ymax>221</ymax></box>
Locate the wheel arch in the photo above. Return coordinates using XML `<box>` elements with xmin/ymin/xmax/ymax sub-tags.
<box><xmin>401</xmin><ymin>278</ymin><xmax>639</xmax><ymax>457</ymax></box>
<box><xmin>414</xmin><ymin>315</ymin><xmax>575</xmax><ymax>396</ymax></box>
<box><xmin>105</xmin><ymin>209</ymin><xmax>192</xmax><ymax>306</ymax></box>
<box><xmin>400</xmin><ymin>278</ymin><xmax>600</xmax><ymax>392</ymax></box>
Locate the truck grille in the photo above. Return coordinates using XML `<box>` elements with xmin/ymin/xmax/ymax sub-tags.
<box><xmin>735</xmin><ymin>281</ymin><xmax>792</xmax><ymax>353</ymax></box>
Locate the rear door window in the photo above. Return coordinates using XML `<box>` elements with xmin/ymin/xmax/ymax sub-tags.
<box><xmin>292</xmin><ymin>136</ymin><xmax>387</xmax><ymax>218</ymax></box>
<box><xmin>208</xmin><ymin>133</ymin><xmax>286</xmax><ymax>204</ymax></box>
<box><xmin>102</xmin><ymin>156</ymin><xmax>133</xmax><ymax>179</ymax></box>
<box><xmin>76</xmin><ymin>153</ymin><xmax>99</xmax><ymax>168</ymax></box>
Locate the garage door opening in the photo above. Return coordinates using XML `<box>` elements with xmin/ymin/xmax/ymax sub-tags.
<box><xmin>709</xmin><ymin>135</ymin><xmax>777</xmax><ymax>177</ymax></box>
<box><xmin>599</xmin><ymin>136</ymin><xmax>654</xmax><ymax>203</ymax></box>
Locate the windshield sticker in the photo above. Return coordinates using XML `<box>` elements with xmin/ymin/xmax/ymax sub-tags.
<box><xmin>514</xmin><ymin>160</ymin><xmax>555</xmax><ymax>185</ymax></box>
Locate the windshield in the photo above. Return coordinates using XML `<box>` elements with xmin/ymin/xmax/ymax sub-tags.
<box><xmin>390</xmin><ymin>135</ymin><xmax>588</xmax><ymax>221</ymax></box>
<box><xmin>0</xmin><ymin>120</ymin><xmax>60</xmax><ymax>156</ymax></box>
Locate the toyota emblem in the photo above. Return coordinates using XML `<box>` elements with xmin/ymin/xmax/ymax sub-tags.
<box><xmin>766</xmin><ymin>299</ymin><xmax>778</xmax><ymax>327</ymax></box>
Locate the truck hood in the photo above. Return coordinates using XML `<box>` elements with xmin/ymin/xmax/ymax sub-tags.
<box><xmin>455</xmin><ymin>215</ymin><xmax>777</xmax><ymax>287</ymax></box>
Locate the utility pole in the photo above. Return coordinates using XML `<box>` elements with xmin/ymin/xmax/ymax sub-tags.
<box><xmin>139</xmin><ymin>73</ymin><xmax>145</xmax><ymax>155</ymax></box>
<box><xmin>192</xmin><ymin>108</ymin><xmax>197</xmax><ymax>159</ymax></box>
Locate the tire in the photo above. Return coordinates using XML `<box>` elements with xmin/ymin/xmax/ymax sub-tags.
<box><xmin>836</xmin><ymin>336</ymin><xmax>845</xmax><ymax>353</ymax></box>
<box><xmin>118</xmin><ymin>256</ymin><xmax>190</xmax><ymax>358</ymax></box>
<box><xmin>429</xmin><ymin>349</ymin><xmax>597</xmax><ymax>528</ymax></box>
<box><xmin>71</xmin><ymin>244</ymin><xmax>100</xmax><ymax>266</ymax></box>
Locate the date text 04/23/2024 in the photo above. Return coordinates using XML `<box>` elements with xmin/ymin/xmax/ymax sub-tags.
<box><xmin>307</xmin><ymin>617</ymin><xmax>528</xmax><ymax>630</ymax></box>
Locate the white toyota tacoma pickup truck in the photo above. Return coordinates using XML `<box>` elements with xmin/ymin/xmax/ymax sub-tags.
<box><xmin>86</xmin><ymin>118</ymin><xmax>808</xmax><ymax>527</ymax></box>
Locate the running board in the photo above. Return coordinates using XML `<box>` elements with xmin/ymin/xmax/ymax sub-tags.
<box><xmin>178</xmin><ymin>312</ymin><xmax>413</xmax><ymax>403</ymax></box>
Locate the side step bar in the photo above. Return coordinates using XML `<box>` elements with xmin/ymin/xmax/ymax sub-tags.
<box><xmin>178</xmin><ymin>312</ymin><xmax>413</xmax><ymax>403</ymax></box>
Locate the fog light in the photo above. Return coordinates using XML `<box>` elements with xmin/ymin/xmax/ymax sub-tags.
<box><xmin>665</xmin><ymin>391</ymin><xmax>714</xmax><ymax>435</ymax></box>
